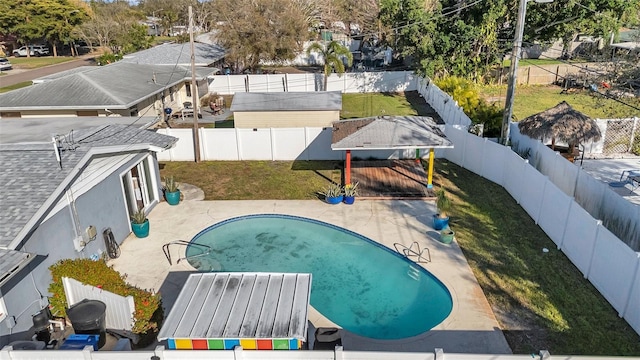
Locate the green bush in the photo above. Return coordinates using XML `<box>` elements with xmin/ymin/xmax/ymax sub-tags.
<box><xmin>96</xmin><ymin>52</ymin><xmax>123</xmax><ymax>66</ymax></box>
<box><xmin>48</xmin><ymin>259</ymin><xmax>162</xmax><ymax>341</ymax></box>
<box><xmin>436</xmin><ymin>76</ymin><xmax>503</xmax><ymax>137</ymax></box>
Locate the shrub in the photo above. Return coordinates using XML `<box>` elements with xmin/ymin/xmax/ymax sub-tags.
<box><xmin>96</xmin><ymin>52</ymin><xmax>123</xmax><ymax>66</ymax></box>
<box><xmin>48</xmin><ymin>259</ymin><xmax>162</xmax><ymax>343</ymax></box>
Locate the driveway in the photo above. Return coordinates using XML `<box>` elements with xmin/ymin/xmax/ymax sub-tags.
<box><xmin>0</xmin><ymin>55</ymin><xmax>97</xmax><ymax>88</ymax></box>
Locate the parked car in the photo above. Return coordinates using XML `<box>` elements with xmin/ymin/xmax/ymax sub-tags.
<box><xmin>0</xmin><ymin>57</ymin><xmax>12</xmax><ymax>71</ymax></box>
<box><xmin>13</xmin><ymin>45</ymin><xmax>50</xmax><ymax>57</ymax></box>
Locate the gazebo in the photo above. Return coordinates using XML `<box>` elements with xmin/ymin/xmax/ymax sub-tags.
<box><xmin>517</xmin><ymin>101</ymin><xmax>602</xmax><ymax>160</ymax></box>
<box><xmin>331</xmin><ymin>116</ymin><xmax>454</xmax><ymax>191</ymax></box>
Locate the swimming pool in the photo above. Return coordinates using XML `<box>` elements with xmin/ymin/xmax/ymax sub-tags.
<box><xmin>186</xmin><ymin>214</ymin><xmax>452</xmax><ymax>340</ymax></box>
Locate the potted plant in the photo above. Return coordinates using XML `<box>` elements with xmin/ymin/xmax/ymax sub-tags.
<box><xmin>164</xmin><ymin>176</ymin><xmax>181</xmax><ymax>206</ymax></box>
<box><xmin>440</xmin><ymin>227</ymin><xmax>455</xmax><ymax>244</ymax></box>
<box><xmin>433</xmin><ymin>187</ymin><xmax>451</xmax><ymax>230</ymax></box>
<box><xmin>322</xmin><ymin>183</ymin><xmax>344</xmax><ymax>204</ymax></box>
<box><xmin>131</xmin><ymin>209</ymin><xmax>149</xmax><ymax>238</ymax></box>
<box><xmin>343</xmin><ymin>182</ymin><xmax>359</xmax><ymax>205</ymax></box>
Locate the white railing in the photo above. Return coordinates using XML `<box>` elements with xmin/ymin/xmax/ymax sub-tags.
<box><xmin>510</xmin><ymin>124</ymin><xmax>640</xmax><ymax>251</ymax></box>
<box><xmin>1</xmin><ymin>346</ymin><xmax>638</xmax><ymax>360</ymax></box>
<box><xmin>442</xmin><ymin>125</ymin><xmax>640</xmax><ymax>336</ymax></box>
<box><xmin>62</xmin><ymin>277</ymin><xmax>135</xmax><ymax>331</ymax></box>
<box><xmin>207</xmin><ymin>71</ymin><xmax>417</xmax><ymax>94</ymax></box>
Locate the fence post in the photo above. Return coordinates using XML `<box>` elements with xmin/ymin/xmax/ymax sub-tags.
<box><xmin>535</xmin><ymin>177</ymin><xmax>549</xmax><ymax>225</ymax></box>
<box><xmin>558</xmin><ymin>200</ymin><xmax>574</xmax><ymax>250</ymax></box>
<box><xmin>585</xmin><ymin>220</ymin><xmax>603</xmax><ymax>279</ymax></box>
<box><xmin>435</xmin><ymin>348</ymin><xmax>444</xmax><ymax>360</ymax></box>
<box><xmin>270</xmin><ymin>128</ymin><xmax>275</xmax><ymax>161</ymax></box>
<box><xmin>235</xmin><ymin>128</ymin><xmax>242</xmax><ymax>160</ymax></box>
<box><xmin>630</xmin><ymin>117</ymin><xmax>638</xmax><ymax>151</ymax></box>
<box><xmin>622</xmin><ymin>253</ymin><xmax>640</xmax><ymax>318</ymax></box>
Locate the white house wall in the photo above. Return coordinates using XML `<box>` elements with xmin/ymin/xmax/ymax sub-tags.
<box><xmin>0</xmin><ymin>153</ymin><xmax>159</xmax><ymax>346</ymax></box>
<box><xmin>233</xmin><ymin>111</ymin><xmax>339</xmax><ymax>128</ymax></box>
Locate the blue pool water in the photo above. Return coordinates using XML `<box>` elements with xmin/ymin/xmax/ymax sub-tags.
<box><xmin>186</xmin><ymin>214</ymin><xmax>452</xmax><ymax>340</ymax></box>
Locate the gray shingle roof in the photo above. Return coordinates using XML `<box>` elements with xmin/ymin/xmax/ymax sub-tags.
<box><xmin>0</xmin><ymin>62</ymin><xmax>216</xmax><ymax>111</ymax></box>
<box><xmin>121</xmin><ymin>42</ymin><xmax>225</xmax><ymax>66</ymax></box>
<box><xmin>0</xmin><ymin>124</ymin><xmax>176</xmax><ymax>249</ymax></box>
<box><xmin>230</xmin><ymin>92</ymin><xmax>343</xmax><ymax>112</ymax></box>
<box><xmin>331</xmin><ymin>116</ymin><xmax>454</xmax><ymax>150</ymax></box>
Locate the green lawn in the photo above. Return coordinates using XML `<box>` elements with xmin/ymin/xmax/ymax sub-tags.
<box><xmin>0</xmin><ymin>81</ymin><xmax>31</xmax><ymax>93</ymax></box>
<box><xmin>160</xmin><ymin>159</ymin><xmax>640</xmax><ymax>355</ymax></box>
<box><xmin>10</xmin><ymin>56</ymin><xmax>77</xmax><ymax>69</ymax></box>
<box><xmin>479</xmin><ymin>84</ymin><xmax>640</xmax><ymax>120</ymax></box>
<box><xmin>341</xmin><ymin>92</ymin><xmax>422</xmax><ymax>118</ymax></box>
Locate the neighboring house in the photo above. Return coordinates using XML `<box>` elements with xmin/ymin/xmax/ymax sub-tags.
<box><xmin>121</xmin><ymin>42</ymin><xmax>226</xmax><ymax>69</ymax></box>
<box><xmin>0</xmin><ymin>118</ymin><xmax>176</xmax><ymax>346</ymax></box>
<box><xmin>0</xmin><ymin>62</ymin><xmax>217</xmax><ymax>118</ymax></box>
<box><xmin>230</xmin><ymin>92</ymin><xmax>342</xmax><ymax>128</ymax></box>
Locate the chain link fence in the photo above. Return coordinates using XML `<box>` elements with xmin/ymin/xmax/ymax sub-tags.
<box><xmin>603</xmin><ymin>118</ymin><xmax>639</xmax><ymax>155</ymax></box>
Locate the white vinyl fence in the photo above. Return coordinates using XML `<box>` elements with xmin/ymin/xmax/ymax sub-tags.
<box><xmin>416</xmin><ymin>78</ymin><xmax>473</xmax><ymax>127</ymax></box>
<box><xmin>1</xmin><ymin>346</ymin><xmax>638</xmax><ymax>360</ymax></box>
<box><xmin>207</xmin><ymin>71</ymin><xmax>417</xmax><ymax>94</ymax></box>
<box><xmin>62</xmin><ymin>277</ymin><xmax>135</xmax><ymax>331</ymax></box>
<box><xmin>442</xmin><ymin>125</ymin><xmax>640</xmax><ymax>336</ymax></box>
<box><xmin>156</xmin><ymin>128</ymin><xmax>422</xmax><ymax>162</ymax></box>
<box><xmin>510</xmin><ymin>125</ymin><xmax>640</xmax><ymax>251</ymax></box>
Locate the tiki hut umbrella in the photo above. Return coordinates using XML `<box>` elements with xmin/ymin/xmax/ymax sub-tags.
<box><xmin>517</xmin><ymin>101</ymin><xmax>602</xmax><ymax>153</ymax></box>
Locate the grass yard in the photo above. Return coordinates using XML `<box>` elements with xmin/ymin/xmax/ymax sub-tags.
<box><xmin>160</xmin><ymin>159</ymin><xmax>640</xmax><ymax>355</ymax></box>
<box><xmin>341</xmin><ymin>92</ymin><xmax>421</xmax><ymax>119</ymax></box>
<box><xmin>10</xmin><ymin>56</ymin><xmax>76</xmax><ymax>69</ymax></box>
<box><xmin>0</xmin><ymin>81</ymin><xmax>31</xmax><ymax>93</ymax></box>
<box><xmin>479</xmin><ymin>84</ymin><xmax>640</xmax><ymax>120</ymax></box>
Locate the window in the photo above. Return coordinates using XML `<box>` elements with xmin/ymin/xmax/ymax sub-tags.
<box><xmin>185</xmin><ymin>82</ymin><xmax>191</xmax><ymax>97</ymax></box>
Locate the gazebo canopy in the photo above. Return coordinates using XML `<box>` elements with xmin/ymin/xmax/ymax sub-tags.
<box><xmin>331</xmin><ymin>116</ymin><xmax>453</xmax><ymax>150</ymax></box>
<box><xmin>517</xmin><ymin>101</ymin><xmax>602</xmax><ymax>145</ymax></box>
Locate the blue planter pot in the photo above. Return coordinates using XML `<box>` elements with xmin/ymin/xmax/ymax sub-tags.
<box><xmin>433</xmin><ymin>214</ymin><xmax>450</xmax><ymax>230</ymax></box>
<box><xmin>326</xmin><ymin>195</ymin><xmax>343</xmax><ymax>205</ymax></box>
<box><xmin>131</xmin><ymin>220</ymin><xmax>149</xmax><ymax>238</ymax></box>
<box><xmin>343</xmin><ymin>196</ymin><xmax>355</xmax><ymax>204</ymax></box>
<box><xmin>165</xmin><ymin>190</ymin><xmax>181</xmax><ymax>205</ymax></box>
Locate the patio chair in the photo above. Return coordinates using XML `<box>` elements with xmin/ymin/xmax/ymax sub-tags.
<box><xmin>608</xmin><ymin>169</ymin><xmax>640</xmax><ymax>194</ymax></box>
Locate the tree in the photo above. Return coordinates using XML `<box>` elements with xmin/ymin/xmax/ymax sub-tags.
<box><xmin>212</xmin><ymin>0</ymin><xmax>313</xmax><ymax>73</ymax></box>
<box><xmin>306</xmin><ymin>41</ymin><xmax>353</xmax><ymax>91</ymax></box>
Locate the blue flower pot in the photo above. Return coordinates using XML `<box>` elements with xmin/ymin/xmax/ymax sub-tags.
<box><xmin>433</xmin><ymin>214</ymin><xmax>450</xmax><ymax>230</ymax></box>
<box><xmin>131</xmin><ymin>220</ymin><xmax>149</xmax><ymax>238</ymax></box>
<box><xmin>326</xmin><ymin>195</ymin><xmax>343</xmax><ymax>205</ymax></box>
<box><xmin>165</xmin><ymin>190</ymin><xmax>181</xmax><ymax>205</ymax></box>
<box><xmin>343</xmin><ymin>196</ymin><xmax>355</xmax><ymax>204</ymax></box>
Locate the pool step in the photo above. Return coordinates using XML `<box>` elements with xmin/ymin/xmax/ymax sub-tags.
<box><xmin>407</xmin><ymin>265</ymin><xmax>420</xmax><ymax>281</ymax></box>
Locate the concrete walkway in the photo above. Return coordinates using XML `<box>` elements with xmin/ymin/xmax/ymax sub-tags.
<box><xmin>108</xmin><ymin>199</ymin><xmax>511</xmax><ymax>354</ymax></box>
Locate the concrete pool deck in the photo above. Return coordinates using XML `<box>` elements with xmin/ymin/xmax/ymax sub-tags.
<box><xmin>108</xmin><ymin>199</ymin><xmax>511</xmax><ymax>354</ymax></box>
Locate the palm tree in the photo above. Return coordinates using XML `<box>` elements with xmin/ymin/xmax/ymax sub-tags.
<box><xmin>306</xmin><ymin>41</ymin><xmax>353</xmax><ymax>91</ymax></box>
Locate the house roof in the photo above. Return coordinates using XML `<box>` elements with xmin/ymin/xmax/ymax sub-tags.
<box><xmin>0</xmin><ymin>62</ymin><xmax>216</xmax><ymax>111</ymax></box>
<box><xmin>230</xmin><ymin>92</ymin><xmax>343</xmax><ymax>112</ymax></box>
<box><xmin>121</xmin><ymin>42</ymin><xmax>225</xmax><ymax>66</ymax></box>
<box><xmin>158</xmin><ymin>272</ymin><xmax>311</xmax><ymax>344</ymax></box>
<box><xmin>32</xmin><ymin>66</ymin><xmax>97</xmax><ymax>84</ymax></box>
<box><xmin>0</xmin><ymin>116</ymin><xmax>158</xmax><ymax>144</ymax></box>
<box><xmin>0</xmin><ymin>124</ymin><xmax>177</xmax><ymax>250</ymax></box>
<box><xmin>331</xmin><ymin>116</ymin><xmax>454</xmax><ymax>150</ymax></box>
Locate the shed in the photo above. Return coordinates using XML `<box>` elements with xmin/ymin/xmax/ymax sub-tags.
<box><xmin>230</xmin><ymin>91</ymin><xmax>342</xmax><ymax>128</ymax></box>
<box><xmin>158</xmin><ymin>272</ymin><xmax>312</xmax><ymax>350</ymax></box>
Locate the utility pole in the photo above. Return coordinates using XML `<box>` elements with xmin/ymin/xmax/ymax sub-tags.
<box><xmin>500</xmin><ymin>0</ymin><xmax>528</xmax><ymax>145</ymax></box>
<box><xmin>189</xmin><ymin>5</ymin><xmax>201</xmax><ymax>163</ymax></box>
<box><xmin>501</xmin><ymin>0</ymin><xmax>553</xmax><ymax>145</ymax></box>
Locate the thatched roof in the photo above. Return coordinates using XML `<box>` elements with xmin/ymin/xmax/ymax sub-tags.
<box><xmin>517</xmin><ymin>101</ymin><xmax>602</xmax><ymax>144</ymax></box>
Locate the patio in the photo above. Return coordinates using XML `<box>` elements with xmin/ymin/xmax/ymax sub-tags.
<box><xmin>351</xmin><ymin>160</ymin><xmax>435</xmax><ymax>199</ymax></box>
<box><xmin>107</xmin><ymin>198</ymin><xmax>511</xmax><ymax>354</ymax></box>
<box><xmin>580</xmin><ymin>156</ymin><xmax>640</xmax><ymax>205</ymax></box>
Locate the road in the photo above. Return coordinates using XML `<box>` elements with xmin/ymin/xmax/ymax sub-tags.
<box><xmin>0</xmin><ymin>55</ymin><xmax>97</xmax><ymax>88</ymax></box>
